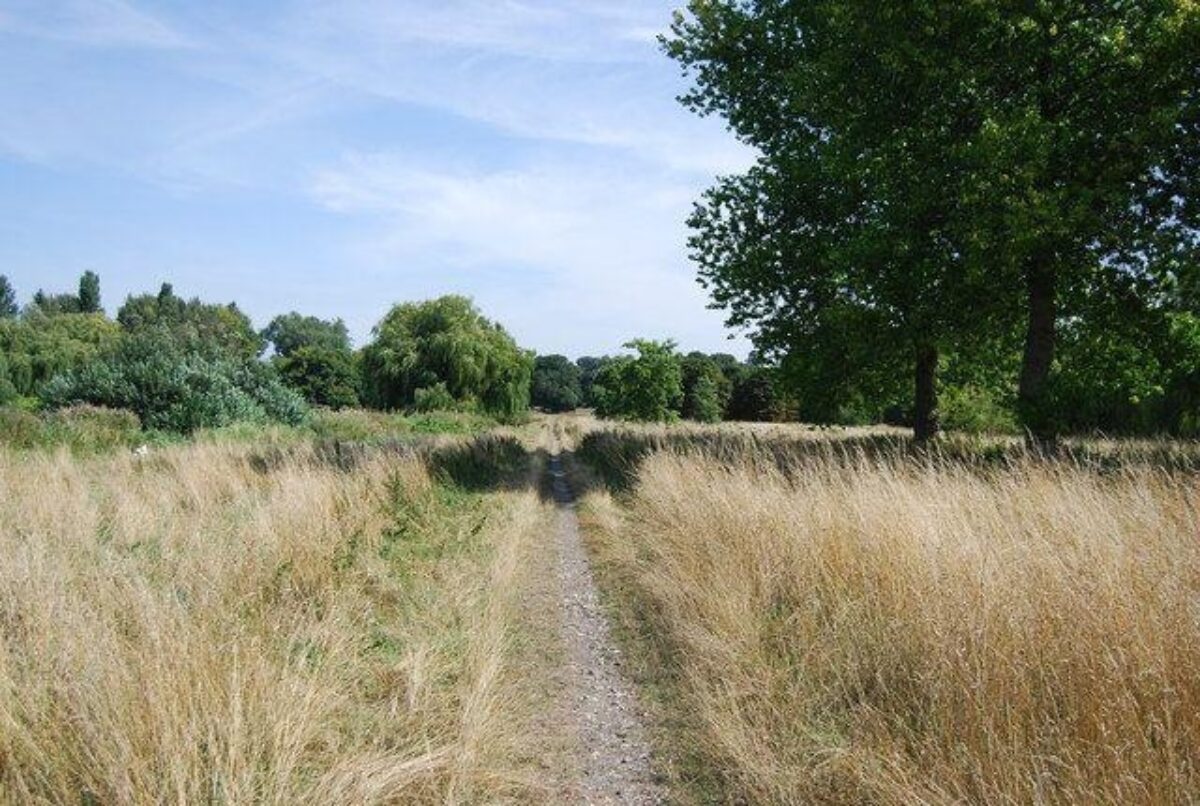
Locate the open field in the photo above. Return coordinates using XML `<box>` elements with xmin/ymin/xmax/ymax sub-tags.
<box><xmin>0</xmin><ymin>431</ymin><xmax>558</xmax><ymax>804</ymax></box>
<box><xmin>574</xmin><ymin>422</ymin><xmax>1200</xmax><ymax>804</ymax></box>
<box><xmin>1</xmin><ymin>414</ymin><xmax>1199</xmax><ymax>804</ymax></box>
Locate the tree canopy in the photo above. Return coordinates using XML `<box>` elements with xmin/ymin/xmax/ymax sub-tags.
<box><xmin>0</xmin><ymin>276</ymin><xmax>17</xmax><ymax>319</ymax></box>
<box><xmin>361</xmin><ymin>296</ymin><xmax>533</xmax><ymax>418</ymax></box>
<box><xmin>592</xmin><ymin>340</ymin><xmax>684</xmax><ymax>422</ymax></box>
<box><xmin>262</xmin><ymin>313</ymin><xmax>351</xmax><ymax>358</ymax></box>
<box><xmin>532</xmin><ymin>354</ymin><xmax>583</xmax><ymax>412</ymax></box>
<box><xmin>118</xmin><ymin>283</ymin><xmax>265</xmax><ymax>360</ymax></box>
<box><xmin>667</xmin><ymin>0</ymin><xmax>1200</xmax><ymax>445</ymax></box>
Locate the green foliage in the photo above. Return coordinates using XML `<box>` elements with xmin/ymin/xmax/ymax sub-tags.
<box><xmin>117</xmin><ymin>283</ymin><xmax>265</xmax><ymax>360</ymax></box>
<box><xmin>939</xmin><ymin>385</ymin><xmax>1018</xmax><ymax>435</ymax></box>
<box><xmin>32</xmin><ymin>290</ymin><xmax>82</xmax><ymax>315</ymax></box>
<box><xmin>262</xmin><ymin>312</ymin><xmax>351</xmax><ymax>357</ymax></box>
<box><xmin>593</xmin><ymin>340</ymin><xmax>683</xmax><ymax>422</ymax></box>
<box><xmin>680</xmin><ymin>353</ymin><xmax>729</xmax><ymax>423</ymax></box>
<box><xmin>667</xmin><ymin>0</ymin><xmax>1200</xmax><ymax>444</ymax></box>
<box><xmin>361</xmin><ymin>296</ymin><xmax>532</xmax><ymax>417</ymax></box>
<box><xmin>275</xmin><ymin>346</ymin><xmax>361</xmax><ymax>409</ymax></box>
<box><xmin>0</xmin><ymin>311</ymin><xmax>122</xmax><ymax>397</ymax></box>
<box><xmin>577</xmin><ymin>356</ymin><xmax>615</xmax><ymax>408</ymax></box>
<box><xmin>1050</xmin><ymin>309</ymin><xmax>1200</xmax><ymax>437</ymax></box>
<box><xmin>532</xmin><ymin>354</ymin><xmax>582</xmax><ymax>412</ymax></box>
<box><xmin>412</xmin><ymin>382</ymin><xmax>458</xmax><ymax>413</ymax></box>
<box><xmin>0</xmin><ymin>276</ymin><xmax>16</xmax><ymax>318</ymax></box>
<box><xmin>78</xmin><ymin>271</ymin><xmax>101</xmax><ymax>314</ymax></box>
<box><xmin>0</xmin><ymin>354</ymin><xmax>15</xmax><ymax>406</ymax></box>
<box><xmin>41</xmin><ymin>332</ymin><xmax>307</xmax><ymax>433</ymax></box>
<box><xmin>725</xmin><ymin>365</ymin><xmax>779</xmax><ymax>422</ymax></box>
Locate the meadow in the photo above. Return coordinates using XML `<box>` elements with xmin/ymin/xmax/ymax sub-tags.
<box><xmin>0</xmin><ymin>426</ymin><xmax>559</xmax><ymax>804</ymax></box>
<box><xmin>574</xmin><ymin>422</ymin><xmax>1200</xmax><ymax>805</ymax></box>
<box><xmin>1</xmin><ymin>413</ymin><xmax>1198</xmax><ymax>804</ymax></box>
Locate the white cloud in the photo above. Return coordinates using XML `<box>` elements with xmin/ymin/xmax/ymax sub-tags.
<box><xmin>309</xmin><ymin>150</ymin><xmax>747</xmax><ymax>355</ymax></box>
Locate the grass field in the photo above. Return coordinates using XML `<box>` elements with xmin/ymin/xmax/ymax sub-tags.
<box><xmin>0</xmin><ymin>430</ymin><xmax>555</xmax><ymax>804</ymax></box>
<box><xmin>575</xmin><ymin>422</ymin><xmax>1200</xmax><ymax>804</ymax></box>
<box><xmin>1</xmin><ymin>412</ymin><xmax>1198</xmax><ymax>804</ymax></box>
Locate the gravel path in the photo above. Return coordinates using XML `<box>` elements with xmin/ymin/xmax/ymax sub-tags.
<box><xmin>549</xmin><ymin>456</ymin><xmax>664</xmax><ymax>805</ymax></box>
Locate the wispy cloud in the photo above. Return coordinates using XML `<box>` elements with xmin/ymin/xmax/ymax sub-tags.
<box><xmin>309</xmin><ymin>149</ymin><xmax>744</xmax><ymax>354</ymax></box>
<box><xmin>0</xmin><ymin>0</ymin><xmax>753</xmax><ymax>355</ymax></box>
<box><xmin>0</xmin><ymin>0</ymin><xmax>192</xmax><ymax>49</ymax></box>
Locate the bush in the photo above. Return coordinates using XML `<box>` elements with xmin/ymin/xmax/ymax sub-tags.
<box><xmin>940</xmin><ymin>384</ymin><xmax>1018</xmax><ymax>435</ymax></box>
<box><xmin>42</xmin><ymin>337</ymin><xmax>308</xmax><ymax>434</ymax></box>
<box><xmin>0</xmin><ymin>408</ymin><xmax>41</xmax><ymax>449</ymax></box>
<box><xmin>412</xmin><ymin>382</ymin><xmax>458</xmax><ymax>413</ymax></box>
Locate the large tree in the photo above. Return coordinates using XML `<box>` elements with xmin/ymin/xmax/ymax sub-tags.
<box><xmin>668</xmin><ymin>1</ymin><xmax>1199</xmax><ymax>446</ymax></box>
<box><xmin>955</xmin><ymin>2</ymin><xmax>1198</xmax><ymax>447</ymax></box>
<box><xmin>667</xmin><ymin>1</ymin><xmax>1008</xmax><ymax>441</ymax></box>
<box><xmin>361</xmin><ymin>295</ymin><xmax>533</xmax><ymax>417</ymax></box>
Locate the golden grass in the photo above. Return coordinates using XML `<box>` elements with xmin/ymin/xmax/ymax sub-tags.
<box><xmin>582</xmin><ymin>445</ymin><xmax>1200</xmax><ymax>804</ymax></box>
<box><xmin>0</xmin><ymin>439</ymin><xmax>548</xmax><ymax>804</ymax></box>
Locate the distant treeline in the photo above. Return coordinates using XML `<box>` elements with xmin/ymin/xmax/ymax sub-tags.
<box><xmin>6</xmin><ymin>268</ymin><xmax>1200</xmax><ymax>438</ymax></box>
<box><xmin>532</xmin><ymin>344</ymin><xmax>784</xmax><ymax>423</ymax></box>
<box><xmin>0</xmin><ymin>275</ymin><xmax>535</xmax><ymax>433</ymax></box>
<box><xmin>0</xmin><ymin>274</ymin><xmax>782</xmax><ymax>436</ymax></box>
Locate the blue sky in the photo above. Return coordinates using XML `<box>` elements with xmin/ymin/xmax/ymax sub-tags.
<box><xmin>0</xmin><ymin>0</ymin><xmax>755</xmax><ymax>357</ymax></box>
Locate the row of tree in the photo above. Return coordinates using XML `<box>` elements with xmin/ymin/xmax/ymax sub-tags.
<box><xmin>1</xmin><ymin>274</ymin><xmax>777</xmax><ymax>432</ymax></box>
<box><xmin>532</xmin><ymin>344</ymin><xmax>785</xmax><ymax>422</ymax></box>
<box><xmin>666</xmin><ymin>0</ymin><xmax>1200</xmax><ymax>446</ymax></box>
<box><xmin>0</xmin><ymin>275</ymin><xmax>537</xmax><ymax>432</ymax></box>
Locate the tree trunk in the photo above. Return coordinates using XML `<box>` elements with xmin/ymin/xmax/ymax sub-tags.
<box><xmin>913</xmin><ymin>344</ymin><xmax>939</xmax><ymax>444</ymax></box>
<box><xmin>1018</xmin><ymin>262</ymin><xmax>1058</xmax><ymax>453</ymax></box>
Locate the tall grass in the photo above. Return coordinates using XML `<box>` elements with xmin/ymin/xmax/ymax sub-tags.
<box><xmin>0</xmin><ymin>439</ymin><xmax>547</xmax><ymax>803</ymax></box>
<box><xmin>581</xmin><ymin>443</ymin><xmax>1200</xmax><ymax>804</ymax></box>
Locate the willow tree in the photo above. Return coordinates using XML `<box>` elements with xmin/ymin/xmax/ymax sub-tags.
<box><xmin>361</xmin><ymin>295</ymin><xmax>533</xmax><ymax>418</ymax></box>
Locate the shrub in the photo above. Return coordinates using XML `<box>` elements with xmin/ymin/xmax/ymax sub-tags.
<box><xmin>412</xmin><ymin>382</ymin><xmax>458</xmax><ymax>413</ymax></box>
<box><xmin>42</xmin><ymin>337</ymin><xmax>307</xmax><ymax>434</ymax></box>
<box><xmin>0</xmin><ymin>405</ymin><xmax>141</xmax><ymax>452</ymax></box>
<box><xmin>940</xmin><ymin>384</ymin><xmax>1018</xmax><ymax>435</ymax></box>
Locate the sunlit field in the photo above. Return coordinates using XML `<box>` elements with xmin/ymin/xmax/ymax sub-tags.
<box><xmin>576</xmin><ymin>422</ymin><xmax>1200</xmax><ymax>804</ymax></box>
<box><xmin>0</xmin><ymin>434</ymin><xmax>550</xmax><ymax>804</ymax></box>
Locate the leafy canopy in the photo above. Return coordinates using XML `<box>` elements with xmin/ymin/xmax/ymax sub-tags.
<box><xmin>361</xmin><ymin>295</ymin><xmax>532</xmax><ymax>418</ymax></box>
<box><xmin>262</xmin><ymin>312</ymin><xmax>351</xmax><ymax>358</ymax></box>
<box><xmin>532</xmin><ymin>355</ymin><xmax>583</xmax><ymax>413</ymax></box>
<box><xmin>118</xmin><ymin>283</ymin><xmax>265</xmax><ymax>360</ymax></box>
<box><xmin>593</xmin><ymin>340</ymin><xmax>684</xmax><ymax>422</ymax></box>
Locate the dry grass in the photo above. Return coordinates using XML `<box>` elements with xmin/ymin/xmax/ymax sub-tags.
<box><xmin>0</xmin><ymin>439</ymin><xmax>548</xmax><ymax>804</ymax></box>
<box><xmin>581</xmin><ymin>441</ymin><xmax>1200</xmax><ymax>804</ymax></box>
